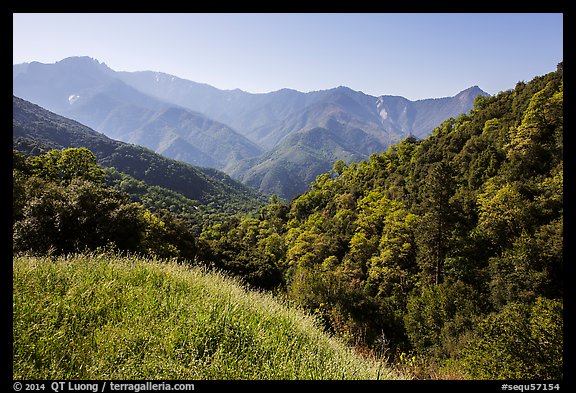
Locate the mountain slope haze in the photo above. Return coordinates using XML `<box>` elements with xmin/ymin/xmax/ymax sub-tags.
<box><xmin>13</xmin><ymin>56</ymin><xmax>488</xmax><ymax>199</ymax></box>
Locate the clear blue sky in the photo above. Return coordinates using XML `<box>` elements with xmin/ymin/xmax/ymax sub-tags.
<box><xmin>13</xmin><ymin>13</ymin><xmax>563</xmax><ymax>100</ymax></box>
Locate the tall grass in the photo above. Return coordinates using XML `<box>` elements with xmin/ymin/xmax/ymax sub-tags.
<box><xmin>13</xmin><ymin>253</ymin><xmax>403</xmax><ymax>380</ymax></box>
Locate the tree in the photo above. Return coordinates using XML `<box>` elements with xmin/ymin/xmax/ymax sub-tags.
<box><xmin>505</xmin><ymin>82</ymin><xmax>563</xmax><ymax>179</ymax></box>
<box><xmin>476</xmin><ymin>180</ymin><xmax>528</xmax><ymax>249</ymax></box>
<box><xmin>404</xmin><ymin>281</ymin><xmax>481</xmax><ymax>357</ymax></box>
<box><xmin>415</xmin><ymin>162</ymin><xmax>456</xmax><ymax>285</ymax></box>
<box><xmin>366</xmin><ymin>209</ymin><xmax>418</xmax><ymax>300</ymax></box>
<box><xmin>13</xmin><ymin>176</ymin><xmax>148</xmax><ymax>255</ymax></box>
<box><xmin>488</xmin><ymin>218</ymin><xmax>562</xmax><ymax>309</ymax></box>
<box><xmin>332</xmin><ymin>159</ymin><xmax>347</xmax><ymax>176</ymax></box>
<box><xmin>459</xmin><ymin>297</ymin><xmax>562</xmax><ymax>379</ymax></box>
<box><xmin>28</xmin><ymin>147</ymin><xmax>105</xmax><ymax>184</ymax></box>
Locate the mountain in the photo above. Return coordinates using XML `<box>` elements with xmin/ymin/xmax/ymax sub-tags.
<box><xmin>117</xmin><ymin>105</ymin><xmax>263</xmax><ymax>170</ymax></box>
<box><xmin>115</xmin><ymin>70</ymin><xmax>489</xmax><ymax>199</ymax></box>
<box><xmin>375</xmin><ymin>85</ymin><xmax>487</xmax><ymax>138</ymax></box>
<box><xmin>115</xmin><ymin>71</ymin><xmax>319</xmax><ymax>149</ymax></box>
<box><xmin>14</xmin><ymin>57</ymin><xmax>489</xmax><ymax>200</ymax></box>
<box><xmin>231</xmin><ymin>126</ymin><xmax>372</xmax><ymax>198</ymax></box>
<box><xmin>225</xmin><ymin>86</ymin><xmax>489</xmax><ymax>198</ymax></box>
<box><xmin>116</xmin><ymin>72</ymin><xmax>487</xmax><ymax>150</ymax></box>
<box><xmin>12</xmin><ymin>95</ymin><xmax>264</xmax><ymax>215</ymax></box>
<box><xmin>12</xmin><ymin>56</ymin><xmax>263</xmax><ymax>170</ymax></box>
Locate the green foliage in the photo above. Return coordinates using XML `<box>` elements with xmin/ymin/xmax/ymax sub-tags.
<box><xmin>505</xmin><ymin>81</ymin><xmax>563</xmax><ymax>179</ymax></box>
<box><xmin>13</xmin><ymin>254</ymin><xmax>401</xmax><ymax>380</ymax></box>
<box><xmin>404</xmin><ymin>282</ymin><xmax>482</xmax><ymax>356</ymax></box>
<box><xmin>28</xmin><ymin>147</ymin><xmax>105</xmax><ymax>184</ymax></box>
<box><xmin>198</xmin><ymin>215</ymin><xmax>285</xmax><ymax>290</ymax></box>
<box><xmin>13</xmin><ymin>148</ymin><xmax>196</xmax><ymax>262</ymax></box>
<box><xmin>366</xmin><ymin>209</ymin><xmax>418</xmax><ymax>300</ymax></box>
<box><xmin>488</xmin><ymin>218</ymin><xmax>563</xmax><ymax>309</ymax></box>
<box><xmin>13</xmin><ymin>176</ymin><xmax>147</xmax><ymax>255</ymax></box>
<box><xmin>459</xmin><ymin>298</ymin><xmax>562</xmax><ymax>379</ymax></box>
<box><xmin>194</xmin><ymin>66</ymin><xmax>563</xmax><ymax>378</ymax></box>
<box><xmin>476</xmin><ymin>180</ymin><xmax>529</xmax><ymax>247</ymax></box>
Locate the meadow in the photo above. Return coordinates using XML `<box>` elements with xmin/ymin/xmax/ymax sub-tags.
<box><xmin>13</xmin><ymin>253</ymin><xmax>402</xmax><ymax>380</ymax></box>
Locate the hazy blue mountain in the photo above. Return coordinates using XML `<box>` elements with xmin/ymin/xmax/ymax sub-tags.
<box><xmin>114</xmin><ymin>69</ymin><xmax>488</xmax><ymax>199</ymax></box>
<box><xmin>116</xmin><ymin>105</ymin><xmax>263</xmax><ymax>169</ymax></box>
<box><xmin>13</xmin><ymin>57</ymin><xmax>263</xmax><ymax>170</ymax></box>
<box><xmin>375</xmin><ymin>85</ymin><xmax>488</xmax><ymax>138</ymax></box>
<box><xmin>230</xmin><ymin>126</ymin><xmax>368</xmax><ymax>198</ymax></box>
<box><xmin>116</xmin><ymin>71</ymin><xmax>488</xmax><ymax>148</ymax></box>
<box><xmin>225</xmin><ymin>86</ymin><xmax>488</xmax><ymax>199</ymax></box>
<box><xmin>116</xmin><ymin>71</ymin><xmax>322</xmax><ymax>148</ymax></box>
<box><xmin>12</xmin><ymin>95</ymin><xmax>263</xmax><ymax>211</ymax></box>
<box><xmin>14</xmin><ymin>57</ymin><xmax>488</xmax><ymax>200</ymax></box>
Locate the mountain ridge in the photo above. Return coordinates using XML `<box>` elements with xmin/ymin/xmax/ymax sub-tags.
<box><xmin>13</xmin><ymin>56</ymin><xmax>489</xmax><ymax>199</ymax></box>
<box><xmin>12</xmin><ymin>95</ymin><xmax>264</xmax><ymax>216</ymax></box>
<box><xmin>115</xmin><ymin>66</ymin><xmax>487</xmax><ymax>146</ymax></box>
<box><xmin>13</xmin><ymin>57</ymin><xmax>264</xmax><ymax>171</ymax></box>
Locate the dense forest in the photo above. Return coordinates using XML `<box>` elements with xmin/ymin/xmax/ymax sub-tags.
<box><xmin>13</xmin><ymin>65</ymin><xmax>563</xmax><ymax>379</ymax></box>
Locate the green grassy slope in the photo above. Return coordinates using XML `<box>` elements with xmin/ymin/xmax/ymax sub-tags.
<box><xmin>13</xmin><ymin>253</ymin><xmax>403</xmax><ymax>380</ymax></box>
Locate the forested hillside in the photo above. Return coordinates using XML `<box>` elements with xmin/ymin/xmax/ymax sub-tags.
<box><xmin>13</xmin><ymin>147</ymin><xmax>202</xmax><ymax>261</ymax></box>
<box><xmin>13</xmin><ymin>96</ymin><xmax>264</xmax><ymax>228</ymax></box>
<box><xmin>197</xmin><ymin>65</ymin><xmax>563</xmax><ymax>378</ymax></box>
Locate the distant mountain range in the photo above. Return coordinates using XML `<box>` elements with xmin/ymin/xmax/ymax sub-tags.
<box><xmin>13</xmin><ymin>56</ymin><xmax>489</xmax><ymax>199</ymax></box>
<box><xmin>13</xmin><ymin>95</ymin><xmax>263</xmax><ymax>215</ymax></box>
